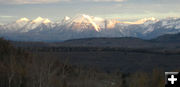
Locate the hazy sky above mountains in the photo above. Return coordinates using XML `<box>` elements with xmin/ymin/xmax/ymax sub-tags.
<box><xmin>0</xmin><ymin>0</ymin><xmax>180</xmax><ymax>23</ymax></box>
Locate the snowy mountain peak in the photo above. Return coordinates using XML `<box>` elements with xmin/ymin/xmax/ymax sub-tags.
<box><xmin>31</xmin><ymin>17</ymin><xmax>51</xmax><ymax>24</ymax></box>
<box><xmin>72</xmin><ymin>14</ymin><xmax>92</xmax><ymax>22</ymax></box>
<box><xmin>79</xmin><ymin>14</ymin><xmax>90</xmax><ymax>17</ymax></box>
<box><xmin>1</xmin><ymin>15</ymin><xmax>180</xmax><ymax>41</ymax></box>
<box><xmin>135</xmin><ymin>17</ymin><xmax>158</xmax><ymax>24</ymax></box>
<box><xmin>61</xmin><ymin>16</ymin><xmax>71</xmax><ymax>24</ymax></box>
<box><xmin>43</xmin><ymin>19</ymin><xmax>51</xmax><ymax>24</ymax></box>
<box><xmin>144</xmin><ymin>17</ymin><xmax>157</xmax><ymax>21</ymax></box>
<box><xmin>64</xmin><ymin>16</ymin><xmax>71</xmax><ymax>21</ymax></box>
<box><xmin>67</xmin><ymin>14</ymin><xmax>101</xmax><ymax>32</ymax></box>
<box><xmin>74</xmin><ymin>14</ymin><xmax>105</xmax><ymax>23</ymax></box>
<box><xmin>121</xmin><ymin>17</ymin><xmax>159</xmax><ymax>25</ymax></box>
<box><xmin>16</xmin><ymin>17</ymin><xmax>30</xmax><ymax>22</ymax></box>
<box><xmin>32</xmin><ymin>17</ymin><xmax>44</xmax><ymax>23</ymax></box>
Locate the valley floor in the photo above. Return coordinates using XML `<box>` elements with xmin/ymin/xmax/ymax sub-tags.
<box><xmin>33</xmin><ymin>50</ymin><xmax>180</xmax><ymax>72</ymax></box>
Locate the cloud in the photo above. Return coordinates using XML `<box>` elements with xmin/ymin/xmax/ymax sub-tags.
<box><xmin>0</xmin><ymin>0</ymin><xmax>125</xmax><ymax>4</ymax></box>
<box><xmin>84</xmin><ymin>0</ymin><xmax>126</xmax><ymax>2</ymax></box>
<box><xmin>0</xmin><ymin>15</ymin><xmax>14</xmax><ymax>18</ymax></box>
<box><xmin>0</xmin><ymin>0</ymin><xmax>69</xmax><ymax>4</ymax></box>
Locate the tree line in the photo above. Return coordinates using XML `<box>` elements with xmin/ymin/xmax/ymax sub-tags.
<box><xmin>0</xmin><ymin>38</ymin><xmax>166</xmax><ymax>87</ymax></box>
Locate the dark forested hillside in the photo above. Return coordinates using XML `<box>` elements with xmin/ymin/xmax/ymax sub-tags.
<box><xmin>12</xmin><ymin>36</ymin><xmax>180</xmax><ymax>49</ymax></box>
<box><xmin>0</xmin><ymin>38</ymin><xmax>168</xmax><ymax>87</ymax></box>
<box><xmin>153</xmin><ymin>33</ymin><xmax>180</xmax><ymax>42</ymax></box>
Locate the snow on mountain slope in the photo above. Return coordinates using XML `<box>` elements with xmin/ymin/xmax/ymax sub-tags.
<box><xmin>0</xmin><ymin>14</ymin><xmax>180</xmax><ymax>41</ymax></box>
<box><xmin>142</xmin><ymin>17</ymin><xmax>180</xmax><ymax>39</ymax></box>
<box><xmin>16</xmin><ymin>17</ymin><xmax>30</xmax><ymax>23</ymax></box>
<box><xmin>60</xmin><ymin>14</ymin><xmax>122</xmax><ymax>31</ymax></box>
<box><xmin>61</xmin><ymin>16</ymin><xmax>71</xmax><ymax>24</ymax></box>
<box><xmin>22</xmin><ymin>17</ymin><xmax>53</xmax><ymax>32</ymax></box>
<box><xmin>63</xmin><ymin>14</ymin><xmax>103</xmax><ymax>32</ymax></box>
<box><xmin>1</xmin><ymin>17</ymin><xmax>30</xmax><ymax>32</ymax></box>
<box><xmin>135</xmin><ymin>17</ymin><xmax>158</xmax><ymax>24</ymax></box>
<box><xmin>162</xmin><ymin>18</ymin><xmax>180</xmax><ymax>29</ymax></box>
<box><xmin>120</xmin><ymin>17</ymin><xmax>158</xmax><ymax>25</ymax></box>
<box><xmin>104</xmin><ymin>19</ymin><xmax>120</xmax><ymax>29</ymax></box>
<box><xmin>0</xmin><ymin>17</ymin><xmax>53</xmax><ymax>33</ymax></box>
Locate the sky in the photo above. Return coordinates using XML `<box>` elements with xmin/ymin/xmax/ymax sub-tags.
<box><xmin>0</xmin><ymin>0</ymin><xmax>180</xmax><ymax>23</ymax></box>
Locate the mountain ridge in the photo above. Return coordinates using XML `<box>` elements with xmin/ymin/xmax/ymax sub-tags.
<box><xmin>12</xmin><ymin>33</ymin><xmax>180</xmax><ymax>49</ymax></box>
<box><xmin>1</xmin><ymin>14</ymin><xmax>180</xmax><ymax>41</ymax></box>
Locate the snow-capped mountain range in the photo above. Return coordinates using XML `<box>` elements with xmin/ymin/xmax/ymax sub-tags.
<box><xmin>0</xmin><ymin>14</ymin><xmax>180</xmax><ymax>41</ymax></box>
